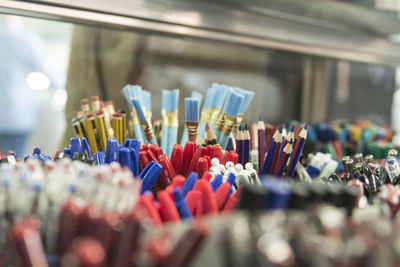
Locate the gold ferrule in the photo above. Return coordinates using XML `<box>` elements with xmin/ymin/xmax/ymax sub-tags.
<box><xmin>209</xmin><ymin>107</ymin><xmax>222</xmax><ymax>124</ymax></box>
<box><xmin>199</xmin><ymin>108</ymin><xmax>211</xmax><ymax>124</ymax></box>
<box><xmin>130</xmin><ymin>107</ymin><xmax>140</xmax><ymax>126</ymax></box>
<box><xmin>141</xmin><ymin>121</ymin><xmax>155</xmax><ymax>141</ymax></box>
<box><xmin>186</xmin><ymin>121</ymin><xmax>199</xmax><ymax>142</ymax></box>
<box><xmin>161</xmin><ymin>110</ymin><xmax>169</xmax><ymax>126</ymax></box>
<box><xmin>222</xmin><ymin>115</ymin><xmax>237</xmax><ymax>136</ymax></box>
<box><xmin>215</xmin><ymin>113</ymin><xmax>226</xmax><ymax>132</ymax></box>
<box><xmin>170</xmin><ymin>110</ymin><xmax>179</xmax><ymax>127</ymax></box>
<box><xmin>233</xmin><ymin>113</ymin><xmax>244</xmax><ymax>132</ymax></box>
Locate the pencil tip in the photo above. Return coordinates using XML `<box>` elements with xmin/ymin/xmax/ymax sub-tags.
<box><xmin>206</xmin><ymin>123</ymin><xmax>210</xmax><ymax>130</ymax></box>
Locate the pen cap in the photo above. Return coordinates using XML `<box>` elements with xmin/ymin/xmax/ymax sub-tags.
<box><xmin>262</xmin><ymin>176</ymin><xmax>291</xmax><ymax>210</ymax></box>
<box><xmin>238</xmin><ymin>184</ymin><xmax>265</xmax><ymax>211</ymax></box>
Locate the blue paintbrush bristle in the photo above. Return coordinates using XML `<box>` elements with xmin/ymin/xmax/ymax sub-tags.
<box><xmin>191</xmin><ymin>91</ymin><xmax>203</xmax><ymax>106</ymax></box>
<box><xmin>131</xmin><ymin>97</ymin><xmax>147</xmax><ymax>122</ymax></box>
<box><xmin>185</xmin><ymin>98</ymin><xmax>200</xmax><ymax>122</ymax></box>
<box><xmin>122</xmin><ymin>84</ymin><xmax>145</xmax><ymax>108</ymax></box>
<box><xmin>142</xmin><ymin>90</ymin><xmax>152</xmax><ymax>112</ymax></box>
<box><xmin>202</xmin><ymin>87</ymin><xmax>215</xmax><ymax>109</ymax></box>
<box><xmin>171</xmin><ymin>89</ymin><xmax>180</xmax><ymax>111</ymax></box>
<box><xmin>235</xmin><ymin>87</ymin><xmax>255</xmax><ymax>114</ymax></box>
<box><xmin>161</xmin><ymin>90</ymin><xmax>170</xmax><ymax>111</ymax></box>
<box><xmin>223</xmin><ymin>92</ymin><xmax>244</xmax><ymax>118</ymax></box>
<box><xmin>211</xmin><ymin>84</ymin><xmax>229</xmax><ymax>108</ymax></box>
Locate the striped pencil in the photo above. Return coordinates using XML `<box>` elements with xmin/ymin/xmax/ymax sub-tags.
<box><xmin>287</xmin><ymin>125</ymin><xmax>308</xmax><ymax>177</ymax></box>
<box><xmin>273</xmin><ymin>141</ymin><xmax>293</xmax><ymax>177</ymax></box>
<box><xmin>243</xmin><ymin>124</ymin><xmax>250</xmax><ymax>165</ymax></box>
<box><xmin>258</xmin><ymin>116</ymin><xmax>266</xmax><ymax>171</ymax></box>
<box><xmin>236</xmin><ymin>125</ymin><xmax>243</xmax><ymax>165</ymax></box>
<box><xmin>268</xmin><ymin>126</ymin><xmax>283</xmax><ymax>175</ymax></box>
<box><xmin>260</xmin><ymin>127</ymin><xmax>281</xmax><ymax>175</ymax></box>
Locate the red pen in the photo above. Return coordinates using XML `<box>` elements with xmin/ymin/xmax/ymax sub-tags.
<box><xmin>187</xmin><ymin>146</ymin><xmax>207</xmax><ymax>175</ymax></box>
<box><xmin>139</xmin><ymin>151</ymin><xmax>151</xmax><ymax>173</ymax></box>
<box><xmin>109</xmin><ymin>213</ymin><xmax>141</xmax><ymax>267</ymax></box>
<box><xmin>157</xmin><ymin>190</ymin><xmax>180</xmax><ymax>222</ymax></box>
<box><xmin>195</xmin><ymin>157</ymin><xmax>209</xmax><ymax>179</ymax></box>
<box><xmin>170</xmin><ymin>144</ymin><xmax>183</xmax><ymax>175</ymax></box>
<box><xmin>185</xmin><ymin>191</ymin><xmax>202</xmax><ymax>215</ymax></box>
<box><xmin>209</xmin><ymin>145</ymin><xmax>223</xmax><ymax>163</ymax></box>
<box><xmin>193</xmin><ymin>179</ymin><xmax>218</xmax><ymax>215</ymax></box>
<box><xmin>181</xmin><ymin>142</ymin><xmax>196</xmax><ymax>176</ymax></box>
<box><xmin>171</xmin><ymin>175</ymin><xmax>186</xmax><ymax>188</ymax></box>
<box><xmin>158</xmin><ymin>225</ymin><xmax>208</xmax><ymax>267</ymax></box>
<box><xmin>58</xmin><ymin>200</ymin><xmax>84</xmax><ymax>255</ymax></box>
<box><xmin>215</xmin><ymin>182</ymin><xmax>231</xmax><ymax>211</ymax></box>
<box><xmin>149</xmin><ymin>144</ymin><xmax>164</xmax><ymax>158</ymax></box>
<box><xmin>79</xmin><ymin>204</ymin><xmax>100</xmax><ymax>237</ymax></box>
<box><xmin>11</xmin><ymin>217</ymin><xmax>49</xmax><ymax>267</ymax></box>
<box><xmin>158</xmin><ymin>154</ymin><xmax>176</xmax><ymax>188</ymax></box>
<box><xmin>94</xmin><ymin>212</ymin><xmax>120</xmax><ymax>255</ymax></box>
<box><xmin>146</xmin><ymin>150</ymin><xmax>158</xmax><ymax>163</ymax></box>
<box><xmin>201</xmin><ymin>171</ymin><xmax>212</xmax><ymax>181</ymax></box>
<box><xmin>222</xmin><ymin>193</ymin><xmax>239</xmax><ymax>212</ymax></box>
<box><xmin>133</xmin><ymin>193</ymin><xmax>162</xmax><ymax>227</ymax></box>
<box><xmin>223</xmin><ymin>151</ymin><xmax>238</xmax><ymax>165</ymax></box>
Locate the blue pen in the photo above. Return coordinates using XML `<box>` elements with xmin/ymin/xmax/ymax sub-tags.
<box><xmin>141</xmin><ymin>162</ymin><xmax>162</xmax><ymax>194</ymax></box>
<box><xmin>139</xmin><ymin>161</ymin><xmax>155</xmax><ymax>179</ymax></box>
<box><xmin>119</xmin><ymin>147</ymin><xmax>134</xmax><ymax>174</ymax></box>
<box><xmin>105</xmin><ymin>138</ymin><xmax>119</xmax><ymax>163</ymax></box>
<box><xmin>70</xmin><ymin>138</ymin><xmax>83</xmax><ymax>158</ymax></box>
<box><xmin>63</xmin><ymin>148</ymin><xmax>71</xmax><ymax>157</ymax></box>
<box><xmin>210</xmin><ymin>174</ymin><xmax>223</xmax><ymax>192</ymax></box>
<box><xmin>93</xmin><ymin>151</ymin><xmax>105</xmax><ymax>165</ymax></box>
<box><xmin>81</xmin><ymin>137</ymin><xmax>92</xmax><ymax>159</ymax></box>
<box><xmin>128</xmin><ymin>148</ymin><xmax>139</xmax><ymax>177</ymax></box>
<box><xmin>182</xmin><ymin>172</ymin><xmax>198</xmax><ymax>197</ymax></box>
<box><xmin>33</xmin><ymin>147</ymin><xmax>41</xmax><ymax>155</ymax></box>
<box><xmin>173</xmin><ymin>188</ymin><xmax>192</xmax><ymax>220</ymax></box>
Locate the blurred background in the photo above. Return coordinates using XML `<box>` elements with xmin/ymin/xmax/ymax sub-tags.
<box><xmin>1</xmin><ymin>0</ymin><xmax>400</xmax><ymax>155</ymax></box>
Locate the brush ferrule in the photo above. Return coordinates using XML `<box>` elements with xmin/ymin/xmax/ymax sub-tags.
<box><xmin>233</xmin><ymin>114</ymin><xmax>244</xmax><ymax>132</ymax></box>
<box><xmin>161</xmin><ymin>110</ymin><xmax>179</xmax><ymax>127</ymax></box>
<box><xmin>215</xmin><ymin>113</ymin><xmax>226</xmax><ymax>132</ymax></box>
<box><xmin>161</xmin><ymin>110</ymin><xmax>169</xmax><ymax>126</ymax></box>
<box><xmin>130</xmin><ymin>107</ymin><xmax>140</xmax><ymax>126</ymax></box>
<box><xmin>141</xmin><ymin>121</ymin><xmax>155</xmax><ymax>141</ymax></box>
<box><xmin>222</xmin><ymin>115</ymin><xmax>237</xmax><ymax>136</ymax></box>
<box><xmin>209</xmin><ymin>107</ymin><xmax>222</xmax><ymax>124</ymax></box>
<box><xmin>186</xmin><ymin>121</ymin><xmax>199</xmax><ymax>142</ymax></box>
<box><xmin>200</xmin><ymin>108</ymin><xmax>211</xmax><ymax>124</ymax></box>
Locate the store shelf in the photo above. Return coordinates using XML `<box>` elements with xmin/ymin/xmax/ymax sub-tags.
<box><xmin>1</xmin><ymin>0</ymin><xmax>400</xmax><ymax>65</ymax></box>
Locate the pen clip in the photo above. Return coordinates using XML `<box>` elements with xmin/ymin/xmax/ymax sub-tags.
<box><xmin>81</xmin><ymin>137</ymin><xmax>92</xmax><ymax>159</ymax></box>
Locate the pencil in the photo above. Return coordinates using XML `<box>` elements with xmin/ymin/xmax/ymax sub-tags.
<box><xmin>258</xmin><ymin>116</ymin><xmax>266</xmax><ymax>172</ymax></box>
<box><xmin>243</xmin><ymin>123</ymin><xmax>250</xmax><ymax>165</ymax></box>
<box><xmin>287</xmin><ymin>125</ymin><xmax>308</xmax><ymax>177</ymax></box>
<box><xmin>205</xmin><ymin>123</ymin><xmax>217</xmax><ymax>145</ymax></box>
<box><xmin>236</xmin><ymin>125</ymin><xmax>243</xmax><ymax>165</ymax></box>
